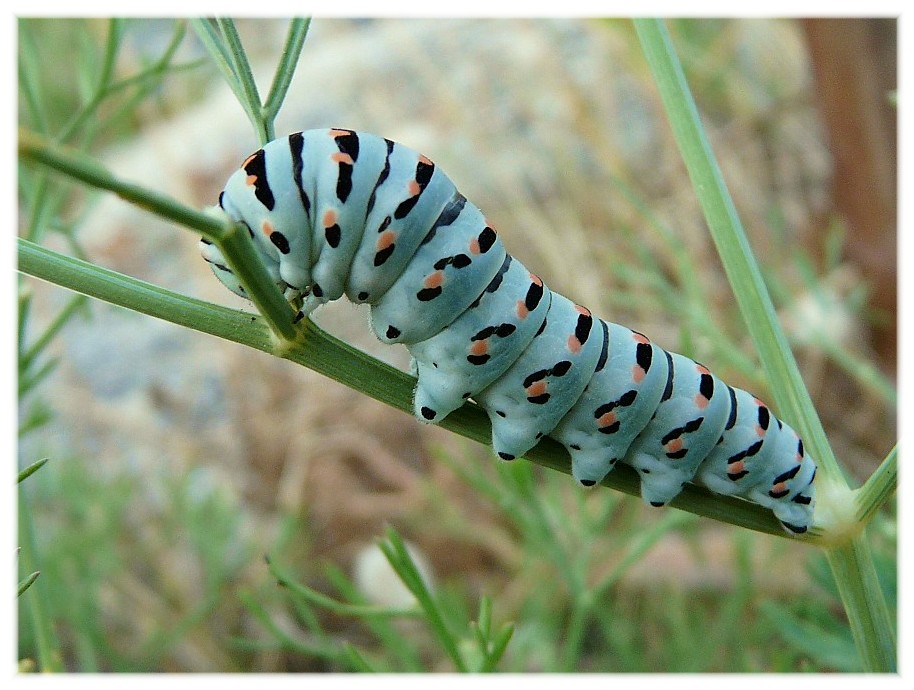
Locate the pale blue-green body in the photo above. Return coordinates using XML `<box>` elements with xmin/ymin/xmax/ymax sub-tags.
<box><xmin>408</xmin><ymin>256</ymin><xmax>552</xmax><ymax>422</ymax></box>
<box><xmin>201</xmin><ymin>128</ymin><xmax>818</xmax><ymax>534</ymax></box>
<box><xmin>551</xmin><ymin>321</ymin><xmax>671</xmax><ymax>486</ymax></box>
<box><xmin>623</xmin><ymin>352</ymin><xmax>731</xmax><ymax>506</ymax></box>
<box><xmin>473</xmin><ymin>292</ymin><xmax>604</xmax><ymax>461</ymax></box>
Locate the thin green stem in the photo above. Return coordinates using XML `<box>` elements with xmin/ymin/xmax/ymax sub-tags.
<box><xmin>18</xmin><ymin>130</ymin><xmax>297</xmax><ymax>340</ymax></box>
<box><xmin>267</xmin><ymin>557</ymin><xmax>420</xmax><ymax>619</ymax></box>
<box><xmin>18</xmin><ymin>487</ymin><xmax>63</xmax><ymax>671</ymax></box>
<box><xmin>216</xmin><ymin>18</ymin><xmax>269</xmax><ymax>143</ymax></box>
<box><xmin>19</xmin><ymin>129</ymin><xmax>225</xmax><ymax>235</ymax></box>
<box><xmin>20</xmin><ymin>293</ymin><xmax>88</xmax><ymax>370</ymax></box>
<box><xmin>826</xmin><ymin>537</ymin><xmax>896</xmax><ymax>671</ymax></box>
<box><xmin>263</xmin><ymin>19</ymin><xmax>311</xmax><ymax>128</ymax></box>
<box><xmin>190</xmin><ymin>19</ymin><xmax>261</xmax><ymax>139</ymax></box>
<box><xmin>58</xmin><ymin>18</ymin><xmax>125</xmax><ymax>144</ymax></box>
<box><xmin>17</xmin><ymin>25</ymin><xmax>50</xmax><ymax>135</ymax></box>
<box><xmin>855</xmin><ymin>446</ymin><xmax>897</xmax><ymax>526</ymax></box>
<box><xmin>379</xmin><ymin>529</ymin><xmax>468</xmax><ymax>672</ymax></box>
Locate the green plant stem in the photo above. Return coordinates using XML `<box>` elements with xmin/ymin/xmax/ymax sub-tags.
<box><xmin>826</xmin><ymin>538</ymin><xmax>896</xmax><ymax>671</ymax></box>
<box><xmin>267</xmin><ymin>557</ymin><xmax>420</xmax><ymax>619</ymax></box>
<box><xmin>263</xmin><ymin>19</ymin><xmax>311</xmax><ymax>127</ymax></box>
<box><xmin>17</xmin><ymin>237</ymin><xmax>823</xmax><ymax>541</ymax></box>
<box><xmin>20</xmin><ymin>293</ymin><xmax>88</xmax><ymax>370</ymax></box>
<box><xmin>216</xmin><ymin>19</ymin><xmax>269</xmax><ymax>143</ymax></box>
<box><xmin>379</xmin><ymin>529</ymin><xmax>467</xmax><ymax>672</ymax></box>
<box><xmin>18</xmin><ymin>487</ymin><xmax>63</xmax><ymax>671</ymax></box>
<box><xmin>855</xmin><ymin>445</ymin><xmax>897</xmax><ymax>526</ymax></box>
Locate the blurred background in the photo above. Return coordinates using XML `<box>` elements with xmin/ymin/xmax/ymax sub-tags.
<box><xmin>17</xmin><ymin>18</ymin><xmax>896</xmax><ymax>672</ymax></box>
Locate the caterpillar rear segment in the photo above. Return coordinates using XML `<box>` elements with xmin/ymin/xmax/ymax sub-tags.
<box><xmin>202</xmin><ymin>128</ymin><xmax>816</xmax><ymax>534</ymax></box>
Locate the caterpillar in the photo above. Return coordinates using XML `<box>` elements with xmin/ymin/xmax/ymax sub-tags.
<box><xmin>200</xmin><ymin>127</ymin><xmax>817</xmax><ymax>534</ymax></box>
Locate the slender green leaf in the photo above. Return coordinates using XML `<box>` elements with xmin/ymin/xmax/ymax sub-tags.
<box><xmin>18</xmin><ymin>571</ymin><xmax>41</xmax><ymax>598</ymax></box>
<box><xmin>18</xmin><ymin>458</ymin><xmax>49</xmax><ymax>484</ymax></box>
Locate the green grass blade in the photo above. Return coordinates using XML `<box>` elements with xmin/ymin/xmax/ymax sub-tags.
<box><xmin>379</xmin><ymin>528</ymin><xmax>467</xmax><ymax>672</ymax></box>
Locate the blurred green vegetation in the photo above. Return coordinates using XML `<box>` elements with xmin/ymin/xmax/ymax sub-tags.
<box><xmin>17</xmin><ymin>18</ymin><xmax>895</xmax><ymax>672</ymax></box>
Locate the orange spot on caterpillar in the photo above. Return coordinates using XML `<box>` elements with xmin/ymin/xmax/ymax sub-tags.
<box><xmin>632</xmin><ymin>332</ymin><xmax>650</xmax><ymax>344</ymax></box>
<box><xmin>696</xmin><ymin>363</ymin><xmax>711</xmax><ymax>376</ymax></box>
<box><xmin>597</xmin><ymin>411</ymin><xmax>617</xmax><ymax>427</ymax></box>
<box><xmin>567</xmin><ymin>335</ymin><xmax>582</xmax><ymax>354</ymax></box>
<box><xmin>516</xmin><ymin>301</ymin><xmax>529</xmax><ymax>319</ymax></box>
<box><xmin>694</xmin><ymin>394</ymin><xmax>710</xmax><ymax>410</ymax></box>
<box><xmin>575</xmin><ymin>305</ymin><xmax>591</xmax><ymax>316</ymax></box>
<box><xmin>755</xmin><ymin>425</ymin><xmax>766</xmax><ymax>437</ymax></box>
<box><xmin>245</xmin><ymin>174</ymin><xmax>258</xmax><ymax>187</ymax></box>
<box><xmin>331</xmin><ymin>152</ymin><xmax>354</xmax><ymax>165</ymax></box>
<box><xmin>376</xmin><ymin>231</ymin><xmax>396</xmax><ymax>251</ymax></box>
<box><xmin>424</xmin><ymin>272</ymin><xmax>444</xmax><ymax>289</ymax></box>
<box><xmin>328</xmin><ymin>128</ymin><xmax>351</xmax><ymax>137</ymax></box>
<box><xmin>469</xmin><ymin>237</ymin><xmax>481</xmax><ymax>254</ymax></box>
<box><xmin>729</xmin><ymin>460</ymin><xmax>746</xmax><ymax>474</ymax></box>
<box><xmin>261</xmin><ymin>221</ymin><xmax>274</xmax><ymax>237</ymax></box>
<box><xmin>470</xmin><ymin>340</ymin><xmax>488</xmax><ymax>356</ymax></box>
<box><xmin>632</xmin><ymin>365</ymin><xmax>646</xmax><ymax>384</ymax></box>
<box><xmin>666</xmin><ymin>438</ymin><xmax>684</xmax><ymax>454</ymax></box>
<box><xmin>529</xmin><ymin>273</ymin><xmax>542</xmax><ymax>286</ymax></box>
<box><xmin>323</xmin><ymin>209</ymin><xmax>337</xmax><ymax>228</ymax></box>
<box><xmin>407</xmin><ymin>180</ymin><xmax>420</xmax><ymax>196</ymax></box>
<box><xmin>526</xmin><ymin>381</ymin><xmax>547</xmax><ymax>398</ymax></box>
<box><xmin>772</xmin><ymin>481</ymin><xmax>787</xmax><ymax>495</ymax></box>
<box><xmin>418</xmin><ymin>154</ymin><xmax>433</xmax><ymax>166</ymax></box>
